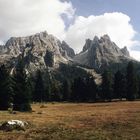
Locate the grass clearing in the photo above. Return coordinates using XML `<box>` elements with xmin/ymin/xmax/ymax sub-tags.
<box><xmin>0</xmin><ymin>101</ymin><xmax>140</xmax><ymax>139</ymax></box>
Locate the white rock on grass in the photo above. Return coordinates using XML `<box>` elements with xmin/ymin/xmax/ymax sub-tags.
<box><xmin>0</xmin><ymin>120</ymin><xmax>29</xmax><ymax>131</ymax></box>
<box><xmin>7</xmin><ymin>120</ymin><xmax>28</xmax><ymax>127</ymax></box>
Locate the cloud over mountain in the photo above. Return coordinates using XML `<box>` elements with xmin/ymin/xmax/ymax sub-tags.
<box><xmin>0</xmin><ymin>0</ymin><xmax>74</xmax><ymax>42</ymax></box>
<box><xmin>65</xmin><ymin>12</ymin><xmax>138</xmax><ymax>53</ymax></box>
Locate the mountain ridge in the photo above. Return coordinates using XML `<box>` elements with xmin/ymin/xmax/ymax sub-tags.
<box><xmin>73</xmin><ymin>34</ymin><xmax>134</xmax><ymax>71</ymax></box>
<box><xmin>0</xmin><ymin>31</ymin><xmax>75</xmax><ymax>72</ymax></box>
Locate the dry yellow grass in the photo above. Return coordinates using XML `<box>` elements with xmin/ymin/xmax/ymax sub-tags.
<box><xmin>0</xmin><ymin>101</ymin><xmax>140</xmax><ymax>140</ymax></box>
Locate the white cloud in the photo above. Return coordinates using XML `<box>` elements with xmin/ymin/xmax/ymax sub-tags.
<box><xmin>65</xmin><ymin>12</ymin><xmax>138</xmax><ymax>53</ymax></box>
<box><xmin>0</xmin><ymin>0</ymin><xmax>74</xmax><ymax>42</ymax></box>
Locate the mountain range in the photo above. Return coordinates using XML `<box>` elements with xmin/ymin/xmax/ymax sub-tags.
<box><xmin>0</xmin><ymin>31</ymin><xmax>136</xmax><ymax>75</ymax></box>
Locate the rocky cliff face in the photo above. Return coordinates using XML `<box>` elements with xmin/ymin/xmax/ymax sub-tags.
<box><xmin>74</xmin><ymin>35</ymin><xmax>133</xmax><ymax>71</ymax></box>
<box><xmin>59</xmin><ymin>41</ymin><xmax>75</xmax><ymax>59</ymax></box>
<box><xmin>0</xmin><ymin>31</ymin><xmax>75</xmax><ymax>72</ymax></box>
<box><xmin>120</xmin><ymin>46</ymin><xmax>130</xmax><ymax>57</ymax></box>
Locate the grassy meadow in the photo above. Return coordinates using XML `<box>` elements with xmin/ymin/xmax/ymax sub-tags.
<box><xmin>0</xmin><ymin>101</ymin><xmax>140</xmax><ymax>140</ymax></box>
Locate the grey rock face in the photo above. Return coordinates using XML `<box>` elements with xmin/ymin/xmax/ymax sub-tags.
<box><xmin>121</xmin><ymin>46</ymin><xmax>130</xmax><ymax>57</ymax></box>
<box><xmin>74</xmin><ymin>34</ymin><xmax>132</xmax><ymax>70</ymax></box>
<box><xmin>59</xmin><ymin>41</ymin><xmax>75</xmax><ymax>59</ymax></box>
<box><xmin>0</xmin><ymin>31</ymin><xmax>75</xmax><ymax>72</ymax></box>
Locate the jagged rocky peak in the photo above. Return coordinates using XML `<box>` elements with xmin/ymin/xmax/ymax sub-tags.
<box><xmin>0</xmin><ymin>31</ymin><xmax>75</xmax><ymax>71</ymax></box>
<box><xmin>82</xmin><ymin>36</ymin><xmax>100</xmax><ymax>52</ymax></box>
<box><xmin>4</xmin><ymin>31</ymin><xmax>74</xmax><ymax>56</ymax></box>
<box><xmin>101</xmin><ymin>34</ymin><xmax>111</xmax><ymax>41</ymax></box>
<box><xmin>121</xmin><ymin>46</ymin><xmax>130</xmax><ymax>57</ymax></box>
<box><xmin>59</xmin><ymin>41</ymin><xmax>75</xmax><ymax>58</ymax></box>
<box><xmin>82</xmin><ymin>39</ymin><xmax>93</xmax><ymax>52</ymax></box>
<box><xmin>74</xmin><ymin>34</ymin><xmax>133</xmax><ymax>71</ymax></box>
<box><xmin>93</xmin><ymin>36</ymin><xmax>99</xmax><ymax>42</ymax></box>
<box><xmin>6</xmin><ymin>31</ymin><xmax>48</xmax><ymax>47</ymax></box>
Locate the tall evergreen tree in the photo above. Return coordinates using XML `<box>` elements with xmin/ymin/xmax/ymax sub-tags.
<box><xmin>13</xmin><ymin>58</ymin><xmax>31</xmax><ymax>111</ymax></box>
<box><xmin>50</xmin><ymin>79</ymin><xmax>62</xmax><ymax>101</ymax></box>
<box><xmin>0</xmin><ymin>65</ymin><xmax>14</xmax><ymax>110</ymax></box>
<box><xmin>62</xmin><ymin>79</ymin><xmax>71</xmax><ymax>101</ymax></box>
<box><xmin>114</xmin><ymin>70</ymin><xmax>125</xmax><ymax>100</ymax></box>
<box><xmin>71</xmin><ymin>77</ymin><xmax>86</xmax><ymax>102</ymax></box>
<box><xmin>44</xmin><ymin>69</ymin><xmax>52</xmax><ymax>101</ymax></box>
<box><xmin>101</xmin><ymin>70</ymin><xmax>113</xmax><ymax>101</ymax></box>
<box><xmin>126</xmin><ymin>61</ymin><xmax>138</xmax><ymax>100</ymax></box>
<box><xmin>33</xmin><ymin>70</ymin><xmax>45</xmax><ymax>102</ymax></box>
<box><xmin>137</xmin><ymin>75</ymin><xmax>140</xmax><ymax>99</ymax></box>
<box><xmin>86</xmin><ymin>76</ymin><xmax>97</xmax><ymax>102</ymax></box>
<box><xmin>71</xmin><ymin>78</ymin><xmax>80</xmax><ymax>101</ymax></box>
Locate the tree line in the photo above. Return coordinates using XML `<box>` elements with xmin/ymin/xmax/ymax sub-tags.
<box><xmin>0</xmin><ymin>59</ymin><xmax>31</xmax><ymax>112</ymax></box>
<box><xmin>0</xmin><ymin>61</ymin><xmax>140</xmax><ymax>112</ymax></box>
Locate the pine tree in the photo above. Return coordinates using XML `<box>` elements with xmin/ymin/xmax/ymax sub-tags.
<box><xmin>114</xmin><ymin>70</ymin><xmax>125</xmax><ymax>100</ymax></box>
<box><xmin>71</xmin><ymin>78</ymin><xmax>80</xmax><ymax>101</ymax></box>
<box><xmin>137</xmin><ymin>75</ymin><xmax>140</xmax><ymax>99</ymax></box>
<box><xmin>62</xmin><ymin>79</ymin><xmax>71</xmax><ymax>101</ymax></box>
<box><xmin>101</xmin><ymin>70</ymin><xmax>113</xmax><ymax>101</ymax></box>
<box><xmin>33</xmin><ymin>70</ymin><xmax>45</xmax><ymax>102</ymax></box>
<box><xmin>71</xmin><ymin>77</ymin><xmax>86</xmax><ymax>102</ymax></box>
<box><xmin>0</xmin><ymin>65</ymin><xmax>14</xmax><ymax>110</ymax></box>
<box><xmin>50</xmin><ymin>79</ymin><xmax>61</xmax><ymax>101</ymax></box>
<box><xmin>126</xmin><ymin>61</ymin><xmax>138</xmax><ymax>100</ymax></box>
<box><xmin>44</xmin><ymin>68</ymin><xmax>52</xmax><ymax>101</ymax></box>
<box><xmin>86</xmin><ymin>76</ymin><xmax>97</xmax><ymax>102</ymax></box>
<box><xmin>13</xmin><ymin>59</ymin><xmax>31</xmax><ymax>111</ymax></box>
<box><xmin>79</xmin><ymin>78</ymin><xmax>87</xmax><ymax>102</ymax></box>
